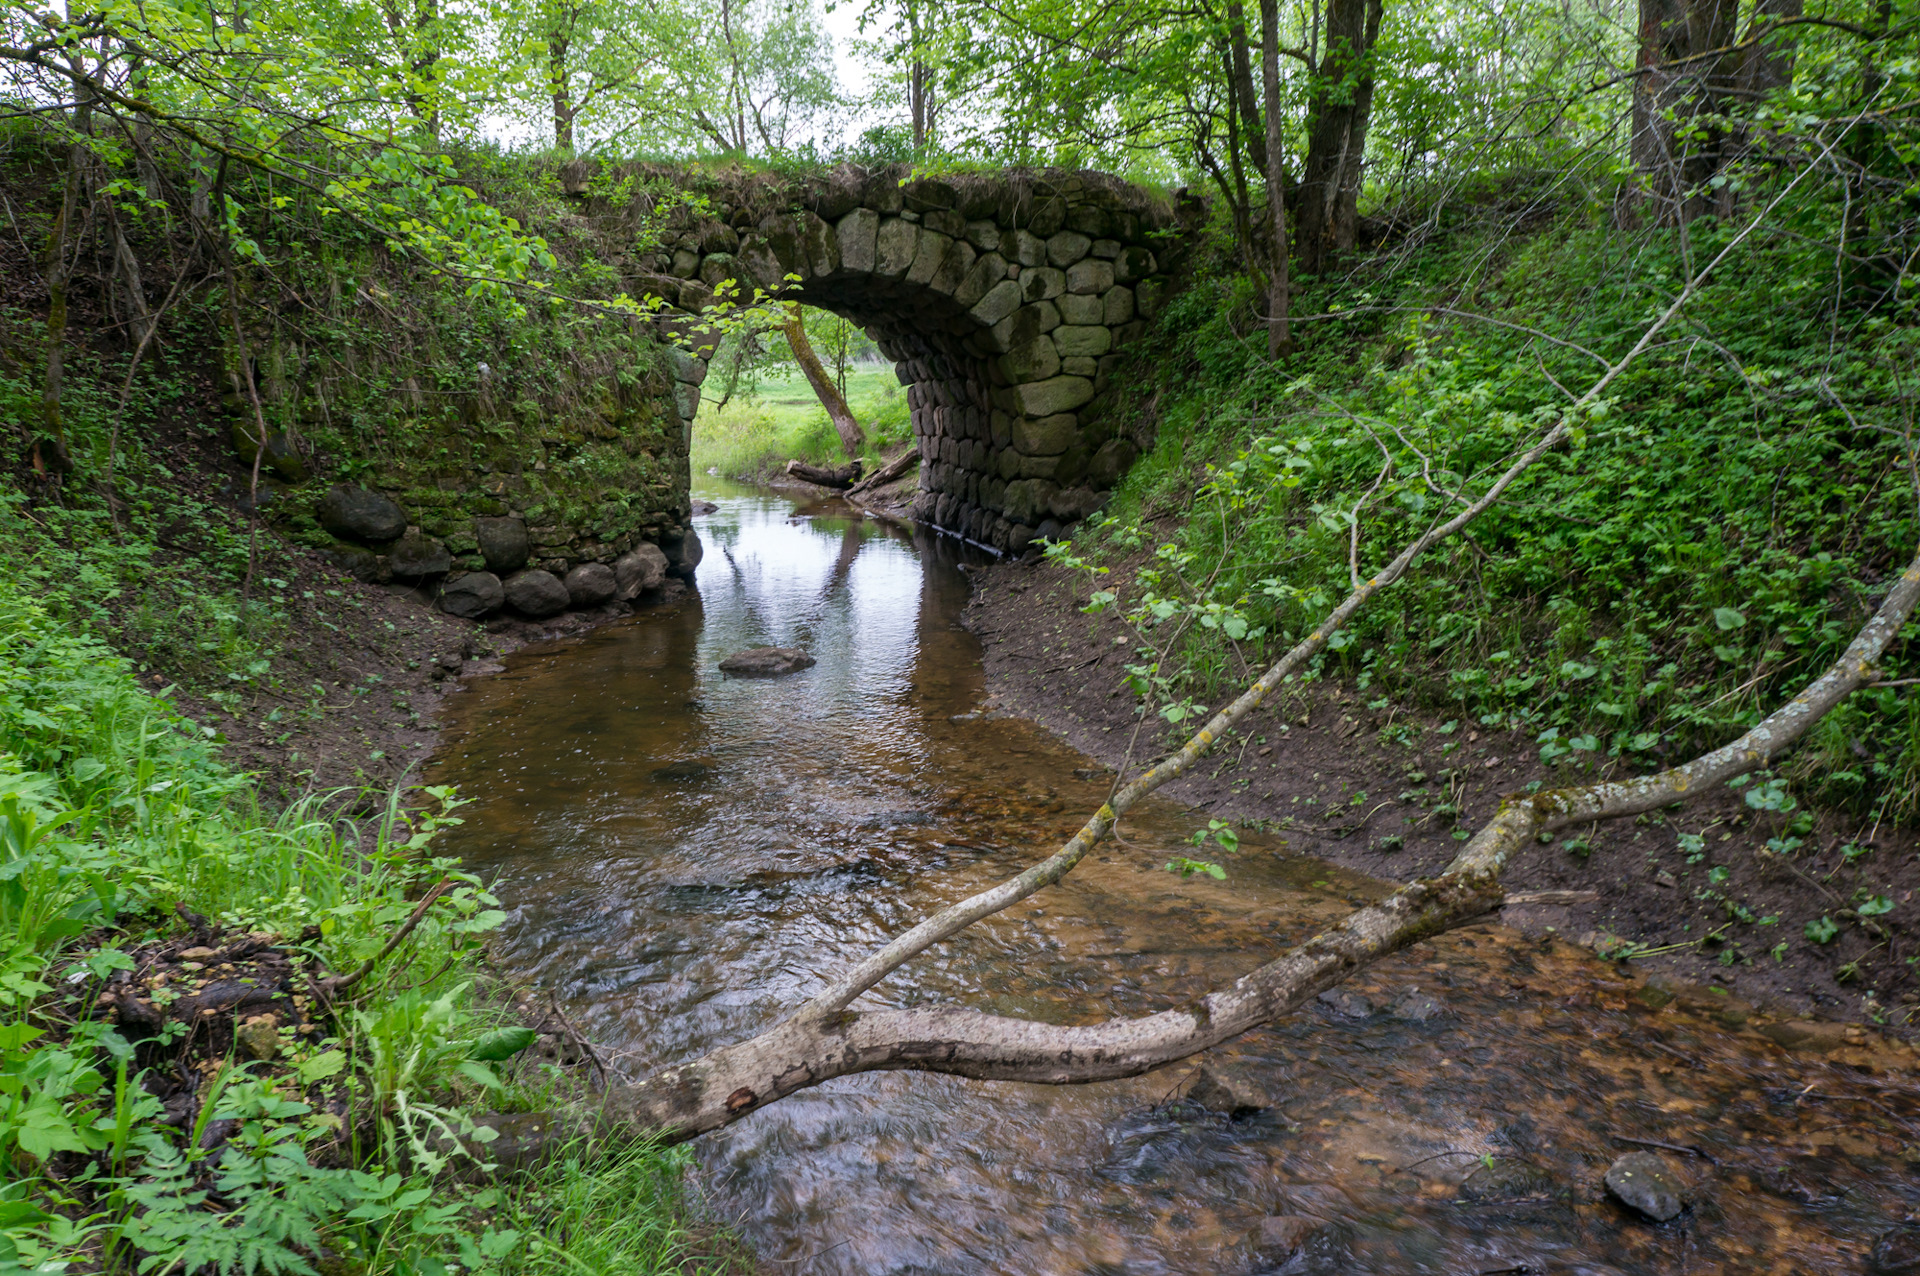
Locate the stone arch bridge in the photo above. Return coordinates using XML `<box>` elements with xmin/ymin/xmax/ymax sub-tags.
<box><xmin>300</xmin><ymin>166</ymin><xmax>1194</xmax><ymax>621</ymax></box>
<box><xmin>627</xmin><ymin>164</ymin><xmax>1195</xmax><ymax>554</ymax></box>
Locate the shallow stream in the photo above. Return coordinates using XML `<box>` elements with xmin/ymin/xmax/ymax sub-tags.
<box><xmin>432</xmin><ymin>479</ymin><xmax>1920</xmax><ymax>1274</ymax></box>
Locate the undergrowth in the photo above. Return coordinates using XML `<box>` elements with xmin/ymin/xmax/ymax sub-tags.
<box><xmin>0</xmin><ymin>578</ymin><xmax>728</xmax><ymax>1273</ymax></box>
<box><xmin>1070</xmin><ymin>197</ymin><xmax>1920</xmax><ymax>822</ymax></box>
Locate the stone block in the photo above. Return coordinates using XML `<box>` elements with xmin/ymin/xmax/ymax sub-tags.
<box><xmin>874</xmin><ymin>217</ymin><xmax>919</xmax><ymax>278</ymax></box>
<box><xmin>1066</xmin><ymin>258</ymin><xmax>1115</xmax><ymax>294</ymax></box>
<box><xmin>701</xmin><ymin>222</ymin><xmax>740</xmax><ymax>254</ymax></box>
<box><xmin>1045</xmin><ymin>231</ymin><xmax>1092</xmax><ymax>267</ymax></box>
<box><xmin>1020</xmin><ymin>453</ymin><xmax>1064</xmax><ymax>479</ymax></box>
<box><xmin>1067</xmin><ymin>205</ymin><xmax>1110</xmax><ymax>237</ymax></box>
<box><xmin>928</xmin><ymin>239</ymin><xmax>977</xmax><ymax>295</ymax></box>
<box><xmin>1012</xmin><ymin>412</ymin><xmax>1078</xmax><ymax>456</ymax></box>
<box><xmin>698</xmin><ymin>253</ymin><xmax>735</xmax><ymax>288</ymax></box>
<box><xmin>675</xmin><ymin>383</ymin><xmax>700</xmax><ymax>419</ymax></box>
<box><xmin>1061</xmin><ymin>357</ymin><xmax>1097</xmax><ymax>377</ymax></box>
<box><xmin>667</xmin><ymin>347</ymin><xmax>707</xmax><ymax>385</ymax></box>
<box><xmin>503</xmin><ymin>569</ymin><xmax>569</xmax><ymax>617</ymax></box>
<box><xmin>906</xmin><ymin>230</ymin><xmax>953</xmax><ymax>286</ymax></box>
<box><xmin>1091</xmin><ymin>238</ymin><xmax>1121</xmax><ymax>258</ymax></box>
<box><xmin>1054</xmin><ymin>325</ymin><xmax>1112</xmax><ymax>357</ymax></box>
<box><xmin>965</xmin><ymin>220</ymin><xmax>1001</xmax><ymax>252</ymax></box>
<box><xmin>1008</xmin><ymin>229</ymin><xmax>1045</xmax><ymax>267</ymax></box>
<box><xmin>565</xmin><ymin>562</ymin><xmax>618</xmax><ymax>608</ymax></box>
<box><xmin>1000</xmin><ymin>334</ymin><xmax>1060</xmax><ymax>382</ymax></box>
<box><xmin>670</xmin><ymin>248</ymin><xmax>699</xmax><ymax>278</ymax></box>
<box><xmin>1089</xmin><ymin>438</ymin><xmax>1139</xmax><ymax>487</ymax></box>
<box><xmin>969</xmin><ymin>278</ymin><xmax>1024</xmax><ymax>328</ymax></box>
<box><xmin>754</xmin><ymin>216</ymin><xmax>804</xmax><ymax>278</ymax></box>
<box><xmin>1028</xmin><ymin>197</ymin><xmax>1067</xmax><ymax>238</ymax></box>
<box><xmin>1019</xmin><ymin>267</ymin><xmax>1066</xmax><ymax>302</ymax></box>
<box><xmin>1102</xmin><ymin>286</ymin><xmax>1135</xmax><ymax>324</ymax></box>
<box><xmin>799</xmin><ymin>211</ymin><xmax>840</xmax><ymax>277</ymax></box>
<box><xmin>836</xmin><ymin>208</ymin><xmax>880</xmax><ymax>273</ymax></box>
<box><xmin>735</xmin><ymin>237</ymin><xmax>787</xmax><ymax>289</ymax></box>
<box><xmin>1056</xmin><ymin>293</ymin><xmax>1103</xmax><ymax>325</ymax></box>
<box><xmin>996</xmin><ymin>448</ymin><xmax>1022</xmax><ymax>479</ymax></box>
<box><xmin>1115</xmin><ymin>244</ymin><xmax>1156</xmax><ymax>283</ymax></box>
<box><xmin>439</xmin><ymin>571</ymin><xmax>502</xmax><ymax>618</ymax></box>
<box><xmin>1015</xmin><ymin>376</ymin><xmax>1096</xmax><ymax>417</ymax></box>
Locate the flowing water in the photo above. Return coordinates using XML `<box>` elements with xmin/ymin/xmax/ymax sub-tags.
<box><xmin>432</xmin><ymin>479</ymin><xmax>1920</xmax><ymax>1274</ymax></box>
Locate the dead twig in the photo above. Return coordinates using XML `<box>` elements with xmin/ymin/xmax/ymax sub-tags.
<box><xmin>319</xmin><ymin>878</ymin><xmax>451</xmax><ymax>997</ymax></box>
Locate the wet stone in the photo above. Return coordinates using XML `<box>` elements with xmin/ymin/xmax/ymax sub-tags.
<box><xmin>1389</xmin><ymin>991</ymin><xmax>1445</xmax><ymax>1022</ymax></box>
<box><xmin>719</xmin><ymin>646</ymin><xmax>816</xmax><ymax>677</ymax></box>
<box><xmin>1183</xmin><ymin>1062</ymin><xmax>1279</xmax><ymax>1115</ymax></box>
<box><xmin>564</xmin><ymin>562</ymin><xmax>617</xmax><ymax>608</ymax></box>
<box><xmin>1604</xmin><ymin>1152</ymin><xmax>1687</xmax><ymax>1221</ymax></box>
<box><xmin>1316</xmin><ymin>990</ymin><xmax>1373</xmax><ymax>1020</ymax></box>
<box><xmin>474</xmin><ymin>516</ymin><xmax>531</xmax><ymax>573</ymax></box>
<box><xmin>1872</xmin><ymin>1222</ymin><xmax>1920</xmax><ymax>1273</ymax></box>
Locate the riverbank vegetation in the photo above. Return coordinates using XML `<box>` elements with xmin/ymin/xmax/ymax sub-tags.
<box><xmin>5</xmin><ymin>0</ymin><xmax>1920</xmax><ymax>1259</ymax></box>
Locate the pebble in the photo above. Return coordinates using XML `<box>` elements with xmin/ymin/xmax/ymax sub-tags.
<box><xmin>1604</xmin><ymin>1151</ymin><xmax>1687</xmax><ymax>1221</ymax></box>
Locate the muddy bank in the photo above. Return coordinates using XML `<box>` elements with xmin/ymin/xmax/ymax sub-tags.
<box><xmin>966</xmin><ymin>554</ymin><xmax>1920</xmax><ymax>1030</ymax></box>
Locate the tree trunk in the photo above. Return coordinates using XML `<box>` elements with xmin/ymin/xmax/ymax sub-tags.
<box><xmin>785</xmin><ymin>459</ymin><xmax>862</xmax><ymax>488</ymax></box>
<box><xmin>1295</xmin><ymin>0</ymin><xmax>1383</xmax><ymax>274</ymax></box>
<box><xmin>550</xmin><ymin>34</ymin><xmax>575</xmax><ymax>151</ymax></box>
<box><xmin>1225</xmin><ymin>1</ymin><xmax>1266</xmax><ymax>187</ymax></box>
<box><xmin>1259</xmin><ymin>0</ymin><xmax>1293</xmax><ymax>356</ymax></box>
<box><xmin>1739</xmin><ymin>0</ymin><xmax>1803</xmax><ymax>95</ymax></box>
<box><xmin>36</xmin><ymin>67</ymin><xmax>94</xmax><ymax>476</ymax></box>
<box><xmin>783</xmin><ymin>308</ymin><xmax>866</xmax><ymax>454</ymax></box>
<box><xmin>846</xmin><ymin>448</ymin><xmax>918</xmax><ymax>495</ymax></box>
<box><xmin>1633</xmin><ymin>0</ymin><xmax>1742</xmax><ymax>221</ymax></box>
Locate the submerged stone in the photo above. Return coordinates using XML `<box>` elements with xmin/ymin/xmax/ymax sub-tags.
<box><xmin>719</xmin><ymin>646</ymin><xmax>815</xmax><ymax>677</ymax></box>
<box><xmin>1604</xmin><ymin>1151</ymin><xmax>1687</xmax><ymax>1221</ymax></box>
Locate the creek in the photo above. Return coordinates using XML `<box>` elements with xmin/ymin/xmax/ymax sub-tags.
<box><xmin>431</xmin><ymin>478</ymin><xmax>1920</xmax><ymax>1274</ymax></box>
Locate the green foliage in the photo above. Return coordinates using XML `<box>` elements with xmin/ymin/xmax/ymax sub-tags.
<box><xmin>0</xmin><ymin>579</ymin><xmax>718</xmax><ymax>1274</ymax></box>
<box><xmin>1068</xmin><ymin>195</ymin><xmax>1920</xmax><ymax>817</ymax></box>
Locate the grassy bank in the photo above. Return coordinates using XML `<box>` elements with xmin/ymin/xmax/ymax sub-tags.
<box><xmin>1072</xmin><ymin>201</ymin><xmax>1919</xmax><ymax>821</ymax></box>
<box><xmin>691</xmin><ymin>363</ymin><xmax>913</xmax><ymax>480</ymax></box>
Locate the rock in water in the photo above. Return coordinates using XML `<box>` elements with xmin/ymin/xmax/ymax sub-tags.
<box><xmin>564</xmin><ymin>562</ymin><xmax>617</xmax><ymax>608</ymax></box>
<box><xmin>503</xmin><ymin>569</ymin><xmax>570</xmax><ymax>618</ymax></box>
<box><xmin>439</xmin><ymin>571</ymin><xmax>503</xmax><ymax>618</ymax></box>
<box><xmin>663</xmin><ymin>528</ymin><xmax>704</xmax><ymax>578</ymax></box>
<box><xmin>1872</xmin><ymin>1222</ymin><xmax>1920</xmax><ymax>1273</ymax></box>
<box><xmin>718</xmin><ymin>646</ymin><xmax>815</xmax><ymax>677</ymax></box>
<box><xmin>316</xmin><ymin>485</ymin><xmax>406</xmax><ymax>543</ymax></box>
<box><xmin>474</xmin><ymin>516</ymin><xmax>531</xmax><ymax>573</ymax></box>
<box><xmin>389</xmin><ymin>530</ymin><xmax>451</xmax><ymax>578</ymax></box>
<box><xmin>1184</xmin><ymin>1062</ymin><xmax>1280</xmax><ymax>1116</ymax></box>
<box><xmin>613</xmin><ymin>544</ymin><xmax>669</xmax><ymax>599</ymax></box>
<box><xmin>1604</xmin><ymin>1152</ymin><xmax>1686</xmax><ymax>1221</ymax></box>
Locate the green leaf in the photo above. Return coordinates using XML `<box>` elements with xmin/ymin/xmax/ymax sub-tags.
<box><xmin>1859</xmin><ymin>895</ymin><xmax>1895</xmax><ymax>917</ymax></box>
<box><xmin>296</xmin><ymin>1050</ymin><xmax>347</xmax><ymax>1085</ymax></box>
<box><xmin>1713</xmin><ymin>607</ymin><xmax>1746</xmax><ymax>631</ymax></box>
<box><xmin>1804</xmin><ymin>915</ymin><xmax>1840</xmax><ymax>944</ymax></box>
<box><xmin>467</xmin><ymin>1027</ymin><xmax>537</xmax><ymax>1062</ymax></box>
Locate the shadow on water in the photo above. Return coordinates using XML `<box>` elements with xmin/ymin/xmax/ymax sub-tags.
<box><xmin>432</xmin><ymin>476</ymin><xmax>1920</xmax><ymax>1275</ymax></box>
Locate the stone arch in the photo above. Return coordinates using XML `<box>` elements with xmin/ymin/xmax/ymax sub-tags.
<box><xmin>639</xmin><ymin>166</ymin><xmax>1189</xmax><ymax>554</ymax></box>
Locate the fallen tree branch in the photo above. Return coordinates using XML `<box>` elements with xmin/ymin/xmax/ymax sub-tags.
<box><xmin>785</xmin><ymin>458</ymin><xmax>862</xmax><ymax>489</ymax></box>
<box><xmin>846</xmin><ymin>448</ymin><xmax>918</xmax><ymax>495</ymax></box>
<box><xmin>319</xmin><ymin>878</ymin><xmax>451</xmax><ymax>998</ymax></box>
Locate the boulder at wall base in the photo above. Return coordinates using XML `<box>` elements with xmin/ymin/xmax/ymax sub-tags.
<box><xmin>564</xmin><ymin>562</ymin><xmax>618</xmax><ymax>608</ymax></box>
<box><xmin>614</xmin><ymin>544</ymin><xmax>669</xmax><ymax>599</ymax></box>
<box><xmin>503</xmin><ymin>569</ymin><xmax>570</xmax><ymax>618</ymax></box>
<box><xmin>473</xmin><ymin>516</ymin><xmax>531</xmax><ymax>573</ymax></box>
<box><xmin>718</xmin><ymin>646</ymin><xmax>816</xmax><ymax>677</ymax></box>
<box><xmin>1604</xmin><ymin>1152</ymin><xmax>1687</xmax><ymax>1222</ymax></box>
<box><xmin>389</xmin><ymin>530</ymin><xmax>451</xmax><ymax>578</ymax></box>
<box><xmin>662</xmin><ymin>529</ymin><xmax>704</xmax><ymax>578</ymax></box>
<box><xmin>316</xmin><ymin>485</ymin><xmax>406</xmax><ymax>543</ymax></box>
<box><xmin>439</xmin><ymin>571</ymin><xmax>503</xmax><ymax>619</ymax></box>
<box><xmin>326</xmin><ymin>548</ymin><xmax>391</xmax><ymax>585</ymax></box>
<box><xmin>230</xmin><ymin>424</ymin><xmax>307</xmax><ymax>482</ymax></box>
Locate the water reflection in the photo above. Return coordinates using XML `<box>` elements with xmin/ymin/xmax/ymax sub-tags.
<box><xmin>433</xmin><ymin>478</ymin><xmax>1920</xmax><ymax>1275</ymax></box>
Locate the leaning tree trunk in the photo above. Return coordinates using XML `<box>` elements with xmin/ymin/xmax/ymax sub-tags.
<box><xmin>1295</xmin><ymin>0</ymin><xmax>1383</xmax><ymax>275</ymax></box>
<box><xmin>36</xmin><ymin>66</ymin><xmax>94</xmax><ymax>476</ymax></box>
<box><xmin>782</xmin><ymin>307</ymin><xmax>866</xmax><ymax>455</ymax></box>
<box><xmin>1259</xmin><ymin>0</ymin><xmax>1293</xmax><ymax>356</ymax></box>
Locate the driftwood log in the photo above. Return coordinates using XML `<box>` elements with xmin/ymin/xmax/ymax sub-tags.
<box><xmin>847</xmin><ymin>449</ymin><xmax>918</xmax><ymax>495</ymax></box>
<box><xmin>785</xmin><ymin>459</ymin><xmax>862</xmax><ymax>489</ymax></box>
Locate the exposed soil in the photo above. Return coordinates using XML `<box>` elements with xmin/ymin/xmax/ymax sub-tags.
<box><xmin>965</xmin><ymin>553</ymin><xmax>1920</xmax><ymax>1032</ymax></box>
